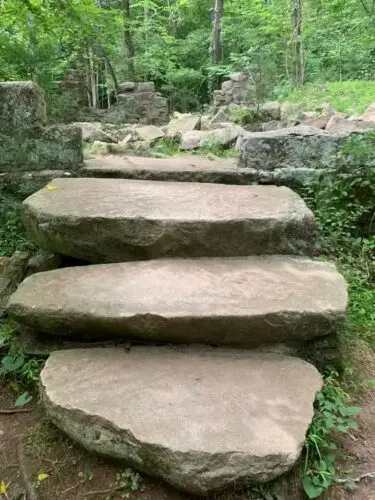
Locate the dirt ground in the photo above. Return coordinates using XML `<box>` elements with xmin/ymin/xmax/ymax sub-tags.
<box><xmin>1</xmin><ymin>378</ymin><xmax>375</xmax><ymax>500</ymax></box>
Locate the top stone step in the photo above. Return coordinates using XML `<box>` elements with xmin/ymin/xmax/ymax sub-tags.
<box><xmin>22</xmin><ymin>178</ymin><xmax>315</xmax><ymax>263</ymax></box>
<box><xmin>83</xmin><ymin>155</ymin><xmax>258</xmax><ymax>184</ymax></box>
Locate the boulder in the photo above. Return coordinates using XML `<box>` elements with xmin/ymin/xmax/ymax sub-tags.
<box><xmin>359</xmin><ymin>103</ymin><xmax>375</xmax><ymax>122</ymax></box>
<box><xmin>204</xmin><ymin>124</ymin><xmax>245</xmax><ymax>146</ymax></box>
<box><xmin>180</xmin><ymin>130</ymin><xmax>209</xmax><ymax>149</ymax></box>
<box><xmin>0</xmin><ymin>81</ymin><xmax>47</xmax><ymax>136</ymax></box>
<box><xmin>20</xmin><ymin>178</ymin><xmax>316</xmax><ymax>262</ymax></box>
<box><xmin>325</xmin><ymin>115</ymin><xmax>375</xmax><ymax>135</ymax></box>
<box><xmin>167</xmin><ymin>114</ymin><xmax>201</xmax><ymax>138</ymax></box>
<box><xmin>8</xmin><ymin>256</ymin><xmax>347</xmax><ymax>347</ymax></box>
<box><xmin>261</xmin><ymin>120</ymin><xmax>284</xmax><ymax>132</ymax></box>
<box><xmin>136</xmin><ymin>82</ymin><xmax>155</xmax><ymax>93</ymax></box>
<box><xmin>301</xmin><ymin>115</ymin><xmax>331</xmax><ymax>129</ymax></box>
<box><xmin>0</xmin><ymin>125</ymin><xmax>83</xmax><ymax>171</ymax></box>
<box><xmin>237</xmin><ymin>125</ymin><xmax>338</xmax><ymax>171</ymax></box>
<box><xmin>280</xmin><ymin>102</ymin><xmax>299</xmax><ymax>120</ymax></box>
<box><xmin>91</xmin><ymin>141</ymin><xmax>111</xmax><ymax>154</ymax></box>
<box><xmin>40</xmin><ymin>346</ymin><xmax>322</xmax><ymax>495</ymax></box>
<box><xmin>117</xmin><ymin>81</ymin><xmax>136</xmax><ymax>93</ymax></box>
<box><xmin>209</xmin><ymin>109</ymin><xmax>230</xmax><ymax>125</ymax></box>
<box><xmin>319</xmin><ymin>103</ymin><xmax>337</xmax><ymax>116</ymax></box>
<box><xmin>136</xmin><ymin>125</ymin><xmax>165</xmax><ymax>142</ymax></box>
<box><xmin>260</xmin><ymin>101</ymin><xmax>281</xmax><ymax>121</ymax></box>
<box><xmin>114</xmin><ymin>126</ymin><xmax>138</xmax><ymax>142</ymax></box>
<box><xmin>72</xmin><ymin>122</ymin><xmax>117</xmax><ymax>143</ymax></box>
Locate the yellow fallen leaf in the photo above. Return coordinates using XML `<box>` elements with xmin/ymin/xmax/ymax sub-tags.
<box><xmin>37</xmin><ymin>473</ymin><xmax>49</xmax><ymax>482</ymax></box>
<box><xmin>46</xmin><ymin>184</ymin><xmax>60</xmax><ymax>191</ymax></box>
<box><xmin>0</xmin><ymin>480</ymin><xmax>8</xmax><ymax>496</ymax></box>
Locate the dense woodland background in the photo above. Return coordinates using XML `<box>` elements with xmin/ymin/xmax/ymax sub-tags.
<box><xmin>2</xmin><ymin>0</ymin><xmax>375</xmax><ymax>115</ymax></box>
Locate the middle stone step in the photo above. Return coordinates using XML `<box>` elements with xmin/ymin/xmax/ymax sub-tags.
<box><xmin>7</xmin><ymin>256</ymin><xmax>347</xmax><ymax>346</ymax></box>
<box><xmin>22</xmin><ymin>178</ymin><xmax>315</xmax><ymax>262</ymax></box>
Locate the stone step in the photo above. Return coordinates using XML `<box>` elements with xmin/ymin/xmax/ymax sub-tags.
<box><xmin>22</xmin><ymin>177</ymin><xmax>315</xmax><ymax>262</ymax></box>
<box><xmin>7</xmin><ymin>256</ymin><xmax>347</xmax><ymax>348</ymax></box>
<box><xmin>40</xmin><ymin>346</ymin><xmax>322</xmax><ymax>495</ymax></box>
<box><xmin>83</xmin><ymin>155</ymin><xmax>258</xmax><ymax>184</ymax></box>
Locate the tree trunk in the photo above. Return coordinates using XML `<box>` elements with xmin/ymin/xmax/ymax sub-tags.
<box><xmin>123</xmin><ymin>0</ymin><xmax>135</xmax><ymax>80</ymax></box>
<box><xmin>292</xmin><ymin>0</ymin><xmax>304</xmax><ymax>86</ymax></box>
<box><xmin>212</xmin><ymin>0</ymin><xmax>224</xmax><ymax>65</ymax></box>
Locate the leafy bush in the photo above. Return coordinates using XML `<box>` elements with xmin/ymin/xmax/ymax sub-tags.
<box><xmin>303</xmin><ymin>373</ymin><xmax>360</xmax><ymax>499</ymax></box>
<box><xmin>303</xmin><ymin>133</ymin><xmax>375</xmax><ymax>258</ymax></box>
<box><xmin>0</xmin><ymin>194</ymin><xmax>33</xmax><ymax>256</ymax></box>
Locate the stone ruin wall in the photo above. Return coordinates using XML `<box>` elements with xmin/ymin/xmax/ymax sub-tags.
<box><xmin>60</xmin><ymin>71</ymin><xmax>169</xmax><ymax>125</ymax></box>
<box><xmin>0</xmin><ymin>81</ymin><xmax>83</xmax><ymax>174</ymax></box>
<box><xmin>213</xmin><ymin>71</ymin><xmax>256</xmax><ymax>108</ymax></box>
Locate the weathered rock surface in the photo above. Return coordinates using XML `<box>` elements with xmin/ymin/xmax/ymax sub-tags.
<box><xmin>260</xmin><ymin>101</ymin><xmax>281</xmax><ymax>121</ymax></box>
<box><xmin>0</xmin><ymin>81</ymin><xmax>47</xmax><ymax>136</ymax></box>
<box><xmin>166</xmin><ymin>114</ymin><xmax>201</xmax><ymax>138</ymax></box>
<box><xmin>7</xmin><ymin>256</ymin><xmax>347</xmax><ymax>345</ymax></box>
<box><xmin>40</xmin><ymin>346</ymin><xmax>322</xmax><ymax>495</ymax></box>
<box><xmin>0</xmin><ymin>125</ymin><xmax>83</xmax><ymax>171</ymax></box>
<box><xmin>0</xmin><ymin>250</ymin><xmax>61</xmax><ymax>310</ymax></box>
<box><xmin>21</xmin><ymin>178</ymin><xmax>316</xmax><ymax>262</ymax></box>
<box><xmin>213</xmin><ymin>71</ymin><xmax>255</xmax><ymax>107</ymax></box>
<box><xmin>136</xmin><ymin>125</ymin><xmax>165</xmax><ymax>142</ymax></box>
<box><xmin>209</xmin><ymin>109</ymin><xmax>230</xmax><ymax>124</ymax></box>
<box><xmin>83</xmin><ymin>155</ymin><xmax>258</xmax><ymax>184</ymax></box>
<box><xmin>180</xmin><ymin>130</ymin><xmax>209</xmax><ymax>149</ymax></box>
<box><xmin>301</xmin><ymin>114</ymin><xmax>331</xmax><ymax>129</ymax></box>
<box><xmin>205</xmin><ymin>124</ymin><xmax>245</xmax><ymax>146</ymax></box>
<box><xmin>325</xmin><ymin>115</ymin><xmax>375</xmax><ymax>135</ymax></box>
<box><xmin>261</xmin><ymin>120</ymin><xmax>284</xmax><ymax>132</ymax></box>
<box><xmin>237</xmin><ymin>125</ymin><xmax>338</xmax><ymax>171</ymax></box>
<box><xmin>73</xmin><ymin>122</ymin><xmax>117</xmax><ymax>143</ymax></box>
<box><xmin>360</xmin><ymin>103</ymin><xmax>375</xmax><ymax>122</ymax></box>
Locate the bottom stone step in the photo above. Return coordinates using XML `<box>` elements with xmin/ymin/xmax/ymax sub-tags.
<box><xmin>40</xmin><ymin>346</ymin><xmax>322</xmax><ymax>495</ymax></box>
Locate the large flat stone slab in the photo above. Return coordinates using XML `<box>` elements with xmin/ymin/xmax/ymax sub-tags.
<box><xmin>236</xmin><ymin>125</ymin><xmax>339</xmax><ymax>171</ymax></box>
<box><xmin>83</xmin><ymin>155</ymin><xmax>259</xmax><ymax>184</ymax></box>
<box><xmin>22</xmin><ymin>178</ymin><xmax>316</xmax><ymax>262</ymax></box>
<box><xmin>7</xmin><ymin>256</ymin><xmax>347</xmax><ymax>346</ymax></box>
<box><xmin>40</xmin><ymin>346</ymin><xmax>323</xmax><ymax>495</ymax></box>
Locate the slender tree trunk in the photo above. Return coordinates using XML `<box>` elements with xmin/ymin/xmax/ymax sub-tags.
<box><xmin>212</xmin><ymin>0</ymin><xmax>224</xmax><ymax>65</ymax></box>
<box><xmin>123</xmin><ymin>0</ymin><xmax>135</xmax><ymax>80</ymax></box>
<box><xmin>292</xmin><ymin>0</ymin><xmax>304</xmax><ymax>86</ymax></box>
<box><xmin>88</xmin><ymin>48</ymin><xmax>97</xmax><ymax>108</ymax></box>
<box><xmin>144</xmin><ymin>2</ymin><xmax>149</xmax><ymax>43</ymax></box>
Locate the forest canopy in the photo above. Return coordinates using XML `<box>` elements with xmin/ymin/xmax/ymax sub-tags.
<box><xmin>1</xmin><ymin>0</ymin><xmax>375</xmax><ymax>111</ymax></box>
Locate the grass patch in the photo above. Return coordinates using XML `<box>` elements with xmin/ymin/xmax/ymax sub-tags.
<box><xmin>284</xmin><ymin>80</ymin><xmax>375</xmax><ymax>115</ymax></box>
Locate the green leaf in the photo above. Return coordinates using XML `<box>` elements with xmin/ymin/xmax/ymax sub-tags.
<box><xmin>303</xmin><ymin>477</ymin><xmax>324</xmax><ymax>499</ymax></box>
<box><xmin>15</xmin><ymin>391</ymin><xmax>33</xmax><ymax>408</ymax></box>
<box><xmin>339</xmin><ymin>406</ymin><xmax>360</xmax><ymax>416</ymax></box>
<box><xmin>2</xmin><ymin>355</ymin><xmax>25</xmax><ymax>373</ymax></box>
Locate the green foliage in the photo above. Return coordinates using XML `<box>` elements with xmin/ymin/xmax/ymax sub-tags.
<box><xmin>0</xmin><ymin>195</ymin><xmax>33</xmax><ymax>256</ymax></box>
<box><xmin>299</xmin><ymin>132</ymin><xmax>375</xmax><ymax>498</ymax></box>
<box><xmin>2</xmin><ymin>0</ymin><xmax>375</xmax><ymax>115</ymax></box>
<box><xmin>0</xmin><ymin>320</ymin><xmax>44</xmax><ymax>407</ymax></box>
<box><xmin>284</xmin><ymin>81</ymin><xmax>375</xmax><ymax>115</ymax></box>
<box><xmin>116</xmin><ymin>469</ymin><xmax>142</xmax><ymax>492</ymax></box>
<box><xmin>303</xmin><ymin>134</ymin><xmax>375</xmax><ymax>257</ymax></box>
<box><xmin>303</xmin><ymin>373</ymin><xmax>360</xmax><ymax>499</ymax></box>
